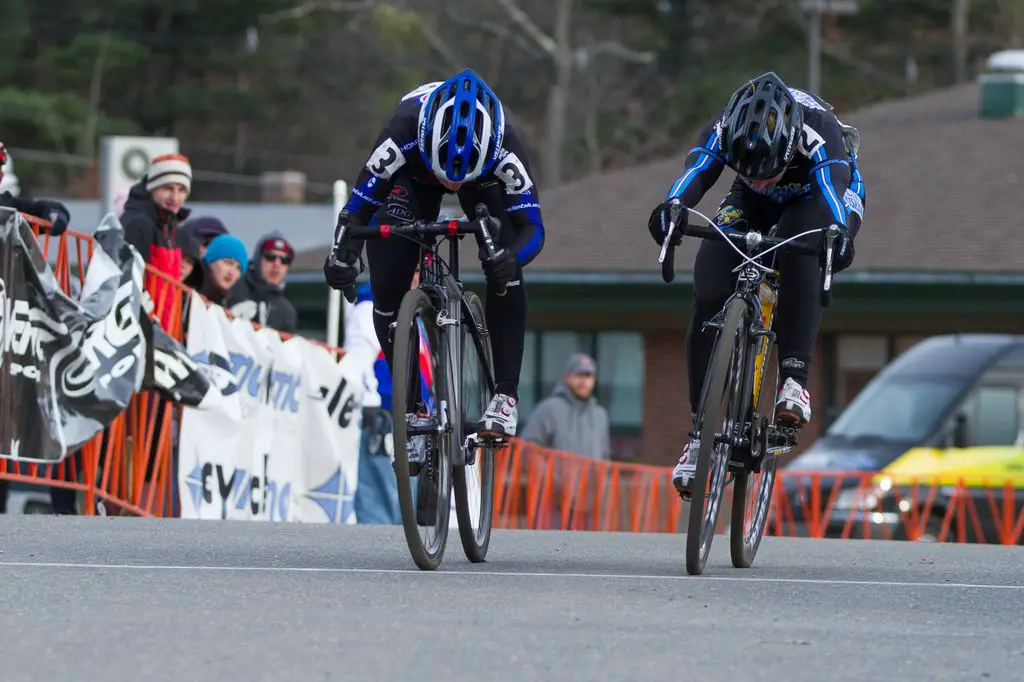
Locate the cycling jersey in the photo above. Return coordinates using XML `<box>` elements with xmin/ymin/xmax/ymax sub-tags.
<box><xmin>666</xmin><ymin>87</ymin><xmax>860</xmax><ymax>229</ymax></box>
<box><xmin>342</xmin><ymin>82</ymin><xmax>546</xmax><ymax>266</ymax></box>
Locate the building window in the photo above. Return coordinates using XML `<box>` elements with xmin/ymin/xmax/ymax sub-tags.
<box><xmin>517</xmin><ymin>330</ymin><xmax>644</xmax><ymax>435</ymax></box>
<box><xmin>837</xmin><ymin>335</ymin><xmax>889</xmax><ymax>405</ymax></box>
<box><xmin>595</xmin><ymin>333</ymin><xmax>644</xmax><ymax>431</ymax></box>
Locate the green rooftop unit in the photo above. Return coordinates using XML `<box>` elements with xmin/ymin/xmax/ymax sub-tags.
<box><xmin>979</xmin><ymin>50</ymin><xmax>1024</xmax><ymax>118</ymax></box>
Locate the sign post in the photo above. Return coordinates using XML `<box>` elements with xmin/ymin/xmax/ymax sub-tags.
<box><xmin>799</xmin><ymin>0</ymin><xmax>860</xmax><ymax>94</ymax></box>
<box><xmin>325</xmin><ymin>180</ymin><xmax>349</xmax><ymax>348</ymax></box>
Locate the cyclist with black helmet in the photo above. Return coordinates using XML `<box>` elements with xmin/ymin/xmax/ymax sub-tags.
<box><xmin>323</xmin><ymin>68</ymin><xmax>546</xmax><ymax>438</ymax></box>
<box><xmin>647</xmin><ymin>71</ymin><xmax>866</xmax><ymax>499</ymax></box>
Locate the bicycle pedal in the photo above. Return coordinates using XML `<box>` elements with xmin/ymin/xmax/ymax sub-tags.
<box><xmin>477</xmin><ymin>434</ymin><xmax>507</xmax><ymax>447</ymax></box>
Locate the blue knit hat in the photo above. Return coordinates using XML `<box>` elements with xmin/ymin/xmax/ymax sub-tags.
<box><xmin>202</xmin><ymin>234</ymin><xmax>249</xmax><ymax>272</ymax></box>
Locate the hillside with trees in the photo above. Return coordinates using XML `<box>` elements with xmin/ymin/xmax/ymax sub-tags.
<box><xmin>2</xmin><ymin>0</ymin><xmax>1020</xmax><ymax>199</ymax></box>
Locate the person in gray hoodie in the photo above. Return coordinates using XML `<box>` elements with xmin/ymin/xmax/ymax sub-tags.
<box><xmin>522</xmin><ymin>352</ymin><xmax>611</xmax><ymax>460</ymax></box>
<box><xmin>225</xmin><ymin>231</ymin><xmax>298</xmax><ymax>334</ymax></box>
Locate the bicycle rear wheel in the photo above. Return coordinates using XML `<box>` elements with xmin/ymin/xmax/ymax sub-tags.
<box><xmin>730</xmin><ymin>341</ymin><xmax>779</xmax><ymax>568</ymax></box>
<box><xmin>391</xmin><ymin>288</ymin><xmax>452</xmax><ymax>571</ymax></box>
<box><xmin>453</xmin><ymin>290</ymin><xmax>496</xmax><ymax>563</ymax></box>
<box><xmin>686</xmin><ymin>297</ymin><xmax>748</xmax><ymax>576</ymax></box>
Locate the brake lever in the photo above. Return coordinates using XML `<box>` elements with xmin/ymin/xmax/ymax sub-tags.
<box><xmin>660</xmin><ymin>199</ymin><xmax>683</xmax><ymax>284</ymax></box>
<box><xmin>820</xmin><ymin>224</ymin><xmax>839</xmax><ymax>307</ymax></box>
<box><xmin>474</xmin><ymin>203</ymin><xmax>507</xmax><ymax>297</ymax></box>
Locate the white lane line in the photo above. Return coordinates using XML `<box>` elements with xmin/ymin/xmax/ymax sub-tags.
<box><xmin>0</xmin><ymin>561</ymin><xmax>1020</xmax><ymax>591</ymax></box>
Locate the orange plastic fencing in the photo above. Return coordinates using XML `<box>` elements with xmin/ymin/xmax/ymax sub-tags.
<box><xmin>493</xmin><ymin>441</ymin><xmax>1024</xmax><ymax>545</ymax></box>
<box><xmin>3</xmin><ymin>216</ymin><xmax>1024</xmax><ymax>545</ymax></box>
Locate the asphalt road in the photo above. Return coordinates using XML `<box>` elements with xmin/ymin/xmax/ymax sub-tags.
<box><xmin>0</xmin><ymin>517</ymin><xmax>1021</xmax><ymax>682</ymax></box>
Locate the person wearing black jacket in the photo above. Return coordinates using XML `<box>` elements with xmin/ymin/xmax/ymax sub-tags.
<box><xmin>226</xmin><ymin>231</ymin><xmax>298</xmax><ymax>334</ymax></box>
<box><xmin>0</xmin><ymin>142</ymin><xmax>70</xmax><ymax>236</ymax></box>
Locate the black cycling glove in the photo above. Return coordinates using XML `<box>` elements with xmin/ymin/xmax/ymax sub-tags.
<box><xmin>647</xmin><ymin>200</ymin><xmax>684</xmax><ymax>247</ymax></box>
<box><xmin>823</xmin><ymin>225</ymin><xmax>855</xmax><ymax>273</ymax></box>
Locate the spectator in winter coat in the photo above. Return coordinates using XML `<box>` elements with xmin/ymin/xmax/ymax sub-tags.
<box><xmin>347</xmin><ymin>281</ymin><xmax>401</xmax><ymax>525</ymax></box>
<box><xmin>225</xmin><ymin>231</ymin><xmax>298</xmax><ymax>333</ymax></box>
<box><xmin>120</xmin><ymin>153</ymin><xmax>193</xmax><ymax>322</ymax></box>
<box><xmin>184</xmin><ymin>216</ymin><xmax>228</xmax><ymax>258</ymax></box>
<box><xmin>200</xmin><ymin>234</ymin><xmax>248</xmax><ymax>307</ymax></box>
<box><xmin>522</xmin><ymin>353</ymin><xmax>611</xmax><ymax>460</ymax></box>
<box><xmin>0</xmin><ymin>141</ymin><xmax>70</xmax><ymax>236</ymax></box>
<box><xmin>174</xmin><ymin>226</ymin><xmax>204</xmax><ymax>289</ymax></box>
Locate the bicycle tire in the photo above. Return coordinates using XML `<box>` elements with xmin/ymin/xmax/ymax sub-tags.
<box><xmin>391</xmin><ymin>288</ymin><xmax>452</xmax><ymax>571</ymax></box>
<box><xmin>730</xmin><ymin>341</ymin><xmax>779</xmax><ymax>568</ymax></box>
<box><xmin>686</xmin><ymin>297</ymin><xmax>748</xmax><ymax>576</ymax></box>
<box><xmin>453</xmin><ymin>290</ymin><xmax>496</xmax><ymax>563</ymax></box>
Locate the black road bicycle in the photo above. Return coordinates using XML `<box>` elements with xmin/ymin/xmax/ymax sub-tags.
<box><xmin>659</xmin><ymin>199</ymin><xmax>839</xmax><ymax>575</ymax></box>
<box><xmin>337</xmin><ymin>205</ymin><xmax>507</xmax><ymax>570</ymax></box>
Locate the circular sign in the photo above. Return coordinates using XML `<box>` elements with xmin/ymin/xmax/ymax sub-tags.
<box><xmin>121</xmin><ymin>148</ymin><xmax>151</xmax><ymax>180</ymax></box>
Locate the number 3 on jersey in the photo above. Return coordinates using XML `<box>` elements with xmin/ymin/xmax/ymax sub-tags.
<box><xmin>495</xmin><ymin>152</ymin><xmax>534</xmax><ymax>195</ymax></box>
<box><xmin>798</xmin><ymin>123</ymin><xmax>826</xmax><ymax>158</ymax></box>
<box><xmin>366</xmin><ymin>137</ymin><xmax>406</xmax><ymax>179</ymax></box>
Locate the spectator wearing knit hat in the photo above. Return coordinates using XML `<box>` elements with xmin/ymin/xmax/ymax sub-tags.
<box><xmin>225</xmin><ymin>231</ymin><xmax>298</xmax><ymax>333</ymax></box>
<box><xmin>184</xmin><ymin>215</ymin><xmax>228</xmax><ymax>258</ymax></box>
<box><xmin>200</xmin><ymin>233</ymin><xmax>248</xmax><ymax>306</ymax></box>
<box><xmin>120</xmin><ymin>153</ymin><xmax>193</xmax><ymax>322</ymax></box>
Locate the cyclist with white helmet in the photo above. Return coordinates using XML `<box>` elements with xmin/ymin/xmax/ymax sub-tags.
<box><xmin>647</xmin><ymin>71</ymin><xmax>866</xmax><ymax>500</ymax></box>
<box><xmin>324</xmin><ymin>69</ymin><xmax>545</xmax><ymax>438</ymax></box>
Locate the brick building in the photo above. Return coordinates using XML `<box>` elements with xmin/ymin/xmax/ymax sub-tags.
<box><xmin>287</xmin><ymin>79</ymin><xmax>1024</xmax><ymax>466</ymax></box>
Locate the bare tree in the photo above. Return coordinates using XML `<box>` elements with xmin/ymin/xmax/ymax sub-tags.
<box><xmin>493</xmin><ymin>0</ymin><xmax>653</xmax><ymax>185</ymax></box>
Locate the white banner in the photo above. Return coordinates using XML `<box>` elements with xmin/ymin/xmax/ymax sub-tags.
<box><xmin>178</xmin><ymin>295</ymin><xmax>368</xmax><ymax>523</ymax></box>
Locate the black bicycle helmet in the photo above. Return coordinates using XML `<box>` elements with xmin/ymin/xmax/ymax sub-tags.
<box><xmin>720</xmin><ymin>72</ymin><xmax>803</xmax><ymax>179</ymax></box>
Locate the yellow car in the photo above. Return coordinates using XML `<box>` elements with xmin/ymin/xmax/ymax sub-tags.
<box><xmin>782</xmin><ymin>334</ymin><xmax>1024</xmax><ymax>544</ymax></box>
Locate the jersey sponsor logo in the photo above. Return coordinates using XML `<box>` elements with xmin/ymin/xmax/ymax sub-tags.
<box><xmin>387</xmin><ymin>206</ymin><xmax>414</xmax><ymax>222</ymax></box>
<box><xmin>494</xmin><ymin>151</ymin><xmax>534</xmax><ymax>195</ymax></box>
<box><xmin>789</xmin><ymin>87</ymin><xmax>826</xmax><ymax>111</ymax></box>
<box><xmin>742</xmin><ymin>178</ymin><xmax>811</xmax><ymax>202</ymax></box>
<box><xmin>506</xmin><ymin>201</ymin><xmax>540</xmax><ymax>212</ymax></box>
<box><xmin>366</xmin><ymin>137</ymin><xmax>406</xmax><ymax>179</ymax></box>
<box><xmin>715</xmin><ymin>205</ymin><xmax>744</xmax><ymax>226</ymax></box>
<box><xmin>842</xmin><ymin>188</ymin><xmax>864</xmax><ymax>218</ymax></box>
<box><xmin>352</xmin><ymin>187</ymin><xmax>382</xmax><ymax>206</ymax></box>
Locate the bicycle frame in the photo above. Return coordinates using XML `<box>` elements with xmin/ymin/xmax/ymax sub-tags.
<box><xmin>409</xmin><ymin>233</ymin><xmax>468</xmax><ymax>467</ymax></box>
<box><xmin>702</xmin><ymin>245</ymin><xmax>781</xmax><ymax>458</ymax></box>
<box><xmin>407</xmin><ymin>231</ymin><xmax>502</xmax><ymax>467</ymax></box>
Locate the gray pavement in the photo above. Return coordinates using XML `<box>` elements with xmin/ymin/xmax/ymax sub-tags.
<box><xmin>0</xmin><ymin>516</ymin><xmax>1021</xmax><ymax>682</ymax></box>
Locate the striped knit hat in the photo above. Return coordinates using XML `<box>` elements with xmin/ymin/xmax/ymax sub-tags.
<box><xmin>146</xmin><ymin>153</ymin><xmax>192</xmax><ymax>194</ymax></box>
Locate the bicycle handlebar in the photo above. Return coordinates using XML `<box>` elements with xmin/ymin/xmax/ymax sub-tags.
<box><xmin>659</xmin><ymin>199</ymin><xmax>840</xmax><ymax>307</ymax></box>
<box><xmin>334</xmin><ymin>203</ymin><xmax>504</xmax><ymax>303</ymax></box>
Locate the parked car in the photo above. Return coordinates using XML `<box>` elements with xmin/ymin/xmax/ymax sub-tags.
<box><xmin>780</xmin><ymin>334</ymin><xmax>1024</xmax><ymax>544</ymax></box>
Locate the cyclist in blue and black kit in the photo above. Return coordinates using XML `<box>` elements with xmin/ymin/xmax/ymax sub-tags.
<box><xmin>323</xmin><ymin>68</ymin><xmax>546</xmax><ymax>439</ymax></box>
<box><xmin>647</xmin><ymin>71</ymin><xmax>866</xmax><ymax>499</ymax></box>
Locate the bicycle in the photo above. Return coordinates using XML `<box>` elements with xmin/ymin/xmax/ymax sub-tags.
<box><xmin>336</xmin><ymin>205</ymin><xmax>507</xmax><ymax>570</ymax></box>
<box><xmin>659</xmin><ymin>198</ymin><xmax>839</xmax><ymax>576</ymax></box>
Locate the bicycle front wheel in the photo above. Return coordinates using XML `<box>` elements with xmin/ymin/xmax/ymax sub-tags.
<box><xmin>730</xmin><ymin>341</ymin><xmax>779</xmax><ymax>569</ymax></box>
<box><xmin>391</xmin><ymin>288</ymin><xmax>453</xmax><ymax>571</ymax></box>
<box><xmin>453</xmin><ymin>290</ymin><xmax>496</xmax><ymax>563</ymax></box>
<box><xmin>686</xmin><ymin>297</ymin><xmax>748</xmax><ymax>576</ymax></box>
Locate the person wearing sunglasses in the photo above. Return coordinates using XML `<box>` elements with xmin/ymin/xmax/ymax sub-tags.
<box><xmin>226</xmin><ymin>231</ymin><xmax>298</xmax><ymax>334</ymax></box>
